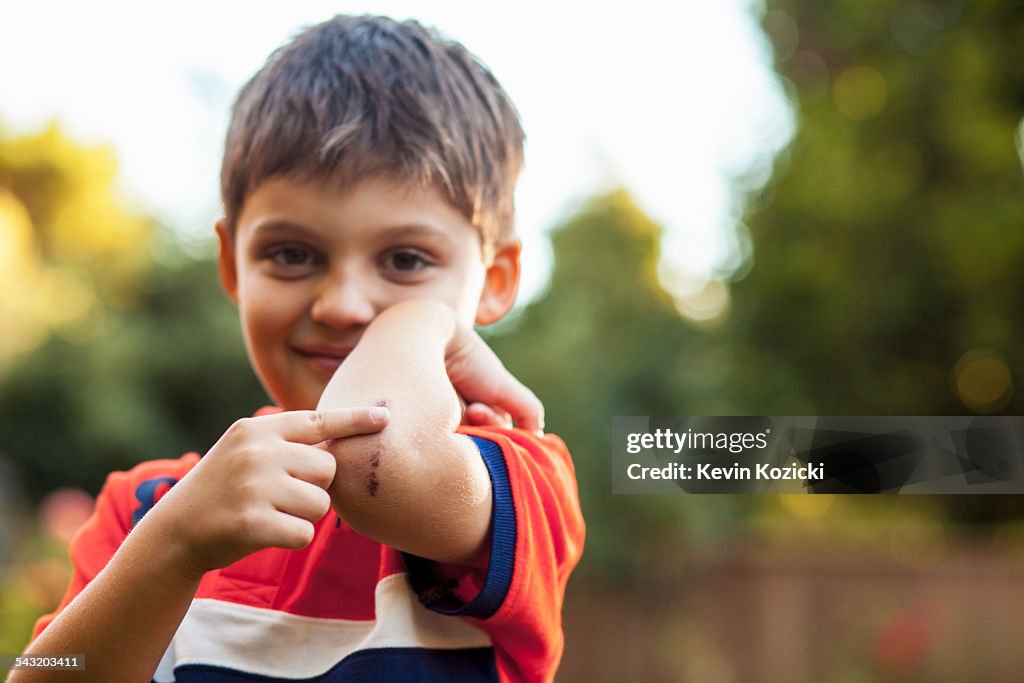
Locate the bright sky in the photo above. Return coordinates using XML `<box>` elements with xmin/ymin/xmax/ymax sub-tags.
<box><xmin>0</xmin><ymin>0</ymin><xmax>793</xmax><ymax>305</ymax></box>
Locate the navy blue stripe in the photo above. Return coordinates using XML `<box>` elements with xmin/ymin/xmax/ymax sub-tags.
<box><xmin>403</xmin><ymin>435</ymin><xmax>516</xmax><ymax>619</ymax></box>
<box><xmin>169</xmin><ymin>646</ymin><xmax>497</xmax><ymax>682</ymax></box>
<box><xmin>132</xmin><ymin>476</ymin><xmax>178</xmax><ymax>528</ymax></box>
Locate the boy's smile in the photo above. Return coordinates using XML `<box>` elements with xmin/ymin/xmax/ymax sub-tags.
<box><xmin>216</xmin><ymin>176</ymin><xmax>518</xmax><ymax>411</ymax></box>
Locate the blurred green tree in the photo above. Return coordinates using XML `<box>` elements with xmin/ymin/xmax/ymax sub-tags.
<box><xmin>0</xmin><ymin>123</ymin><xmax>151</xmax><ymax>364</ymax></box>
<box><xmin>731</xmin><ymin>0</ymin><xmax>1024</xmax><ymax>417</ymax></box>
<box><xmin>728</xmin><ymin>0</ymin><xmax>1024</xmax><ymax>525</ymax></box>
<box><xmin>0</xmin><ymin>251</ymin><xmax>266</xmax><ymax>500</ymax></box>
<box><xmin>0</xmin><ymin>123</ymin><xmax>265</xmax><ymax>500</ymax></box>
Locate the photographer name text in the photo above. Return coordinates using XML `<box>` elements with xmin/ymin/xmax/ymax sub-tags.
<box><xmin>626</xmin><ymin>461</ymin><xmax>824</xmax><ymax>482</ymax></box>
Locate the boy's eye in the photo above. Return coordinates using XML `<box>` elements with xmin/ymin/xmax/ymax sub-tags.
<box><xmin>384</xmin><ymin>249</ymin><xmax>430</xmax><ymax>272</ymax></box>
<box><xmin>268</xmin><ymin>245</ymin><xmax>317</xmax><ymax>267</ymax></box>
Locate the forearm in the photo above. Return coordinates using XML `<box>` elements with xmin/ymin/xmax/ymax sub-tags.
<box><xmin>319</xmin><ymin>299</ymin><xmax>492</xmax><ymax>565</ymax></box>
<box><xmin>12</xmin><ymin>510</ymin><xmax>200</xmax><ymax>683</ymax></box>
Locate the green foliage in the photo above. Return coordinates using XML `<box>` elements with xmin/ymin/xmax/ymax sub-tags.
<box><xmin>729</xmin><ymin>0</ymin><xmax>1024</xmax><ymax>524</ymax></box>
<box><xmin>735</xmin><ymin>0</ymin><xmax>1024</xmax><ymax>416</ymax></box>
<box><xmin>0</xmin><ymin>247</ymin><xmax>267</xmax><ymax>500</ymax></box>
<box><xmin>0</xmin><ymin>124</ymin><xmax>151</xmax><ymax>363</ymax></box>
<box><xmin>0</xmin><ymin>122</ymin><xmax>266</xmax><ymax>500</ymax></box>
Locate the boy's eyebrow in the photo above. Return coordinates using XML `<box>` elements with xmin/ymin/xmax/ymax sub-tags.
<box><xmin>250</xmin><ymin>220</ymin><xmax>456</xmax><ymax>245</ymax></box>
<box><xmin>250</xmin><ymin>219</ymin><xmax>320</xmax><ymax>239</ymax></box>
<box><xmin>373</xmin><ymin>223</ymin><xmax>456</xmax><ymax>245</ymax></box>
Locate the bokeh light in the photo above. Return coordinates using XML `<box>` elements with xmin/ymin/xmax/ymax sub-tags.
<box><xmin>954</xmin><ymin>347</ymin><xmax>1014</xmax><ymax>414</ymax></box>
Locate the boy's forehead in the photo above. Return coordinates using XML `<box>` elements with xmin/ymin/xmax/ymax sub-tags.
<box><xmin>237</xmin><ymin>175</ymin><xmax>483</xmax><ymax>247</ymax></box>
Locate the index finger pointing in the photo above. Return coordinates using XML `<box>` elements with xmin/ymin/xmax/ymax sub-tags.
<box><xmin>267</xmin><ymin>407</ymin><xmax>390</xmax><ymax>444</ymax></box>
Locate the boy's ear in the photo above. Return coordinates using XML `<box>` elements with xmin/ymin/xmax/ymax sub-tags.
<box><xmin>475</xmin><ymin>239</ymin><xmax>521</xmax><ymax>325</ymax></box>
<box><xmin>215</xmin><ymin>219</ymin><xmax>239</xmax><ymax>303</ymax></box>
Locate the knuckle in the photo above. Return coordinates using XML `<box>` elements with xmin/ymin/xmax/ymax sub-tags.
<box><xmin>235</xmin><ymin>507</ymin><xmax>261</xmax><ymax>544</ymax></box>
<box><xmin>232</xmin><ymin>444</ymin><xmax>256</xmax><ymax>470</ymax></box>
<box><xmin>230</xmin><ymin>417</ymin><xmax>256</xmax><ymax>440</ymax></box>
<box><xmin>311</xmin><ymin>487</ymin><xmax>332</xmax><ymax>517</ymax></box>
<box><xmin>308</xmin><ymin>410</ymin><xmax>328</xmax><ymax>440</ymax></box>
<box><xmin>236</xmin><ymin>477</ymin><xmax>259</xmax><ymax>501</ymax></box>
<box><xmin>286</xmin><ymin>521</ymin><xmax>315</xmax><ymax>549</ymax></box>
<box><xmin>315</xmin><ymin>459</ymin><xmax>337</xmax><ymax>489</ymax></box>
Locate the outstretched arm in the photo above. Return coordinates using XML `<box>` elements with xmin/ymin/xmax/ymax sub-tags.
<box><xmin>319</xmin><ymin>298</ymin><xmax>542</xmax><ymax>566</ymax></box>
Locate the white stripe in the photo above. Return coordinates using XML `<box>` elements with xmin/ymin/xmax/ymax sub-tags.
<box><xmin>157</xmin><ymin>573</ymin><xmax>491</xmax><ymax>679</ymax></box>
<box><xmin>153</xmin><ymin>644</ymin><xmax>176</xmax><ymax>683</ymax></box>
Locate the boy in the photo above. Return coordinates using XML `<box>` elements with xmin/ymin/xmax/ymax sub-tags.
<box><xmin>17</xmin><ymin>15</ymin><xmax>584</xmax><ymax>683</ymax></box>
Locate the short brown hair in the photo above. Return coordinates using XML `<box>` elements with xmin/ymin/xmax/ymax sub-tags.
<box><xmin>220</xmin><ymin>15</ymin><xmax>525</xmax><ymax>253</ymax></box>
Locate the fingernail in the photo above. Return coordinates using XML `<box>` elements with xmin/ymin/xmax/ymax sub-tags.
<box><xmin>370</xmin><ymin>407</ymin><xmax>389</xmax><ymax>424</ymax></box>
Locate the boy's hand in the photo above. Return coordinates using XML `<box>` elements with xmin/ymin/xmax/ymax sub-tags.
<box><xmin>445</xmin><ymin>323</ymin><xmax>544</xmax><ymax>434</ymax></box>
<box><xmin>151</xmin><ymin>408</ymin><xmax>389</xmax><ymax>580</ymax></box>
<box><xmin>462</xmin><ymin>402</ymin><xmax>513</xmax><ymax>428</ymax></box>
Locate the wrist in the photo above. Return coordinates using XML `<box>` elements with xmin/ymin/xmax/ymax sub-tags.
<box><xmin>136</xmin><ymin>501</ymin><xmax>208</xmax><ymax>583</ymax></box>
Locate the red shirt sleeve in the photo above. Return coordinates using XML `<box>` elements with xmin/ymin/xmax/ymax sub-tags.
<box><xmin>400</xmin><ymin>427</ymin><xmax>586</xmax><ymax>682</ymax></box>
<box><xmin>29</xmin><ymin>454</ymin><xmax>200</xmax><ymax>643</ymax></box>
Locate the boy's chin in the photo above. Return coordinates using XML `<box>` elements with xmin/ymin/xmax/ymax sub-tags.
<box><xmin>268</xmin><ymin>382</ymin><xmax>329</xmax><ymax>413</ymax></box>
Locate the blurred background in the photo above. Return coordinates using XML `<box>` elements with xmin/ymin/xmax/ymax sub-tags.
<box><xmin>2</xmin><ymin>0</ymin><xmax>1024</xmax><ymax>681</ymax></box>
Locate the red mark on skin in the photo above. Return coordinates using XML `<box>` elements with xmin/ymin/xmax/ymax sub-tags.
<box><xmin>367</xmin><ymin>449</ymin><xmax>381</xmax><ymax>496</ymax></box>
<box><xmin>376</xmin><ymin>399</ymin><xmax>388</xmax><ymax>408</ymax></box>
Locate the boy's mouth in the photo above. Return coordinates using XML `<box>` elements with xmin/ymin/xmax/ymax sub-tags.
<box><xmin>293</xmin><ymin>344</ymin><xmax>354</xmax><ymax>376</ymax></box>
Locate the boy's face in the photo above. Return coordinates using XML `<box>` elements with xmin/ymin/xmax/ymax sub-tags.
<box><xmin>216</xmin><ymin>176</ymin><xmax>520</xmax><ymax>410</ymax></box>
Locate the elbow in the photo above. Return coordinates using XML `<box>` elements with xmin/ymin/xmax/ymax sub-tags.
<box><xmin>326</xmin><ymin>425</ymin><xmax>492</xmax><ymax>562</ymax></box>
<box><xmin>325</xmin><ymin>422</ymin><xmax>442</xmax><ymax>534</ymax></box>
<box><xmin>327</xmin><ymin>428</ymin><xmax>400</xmax><ymax>513</ymax></box>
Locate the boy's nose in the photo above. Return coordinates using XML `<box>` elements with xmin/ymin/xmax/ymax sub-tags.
<box><xmin>310</xmin><ymin>276</ymin><xmax>376</xmax><ymax>329</ymax></box>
